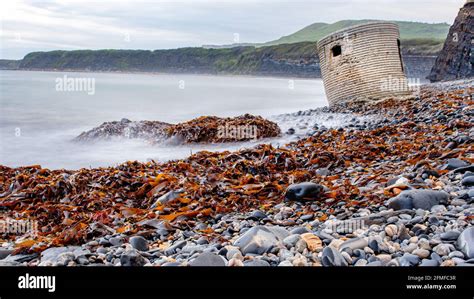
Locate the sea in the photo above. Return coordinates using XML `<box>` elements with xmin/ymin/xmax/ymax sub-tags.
<box><xmin>0</xmin><ymin>70</ymin><xmax>330</xmax><ymax>169</ymax></box>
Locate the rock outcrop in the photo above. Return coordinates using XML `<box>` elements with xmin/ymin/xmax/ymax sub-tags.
<box><xmin>428</xmin><ymin>1</ymin><xmax>473</xmax><ymax>82</ymax></box>
<box><xmin>75</xmin><ymin>114</ymin><xmax>281</xmax><ymax>144</ymax></box>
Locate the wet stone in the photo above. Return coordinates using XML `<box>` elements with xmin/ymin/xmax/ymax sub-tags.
<box><xmin>409</xmin><ymin>216</ymin><xmax>423</xmax><ymax>225</ymax></box>
<box><xmin>468</xmin><ymin>189</ymin><xmax>474</xmax><ymax>198</ymax></box>
<box><xmin>339</xmin><ymin>238</ymin><xmax>368</xmax><ymax>252</ymax></box>
<box><xmin>399</xmin><ymin>253</ymin><xmax>420</xmax><ymax>266</ymax></box>
<box><xmin>387</xmin><ymin>190</ymin><xmax>449</xmax><ymax>211</ymax></box>
<box><xmin>321</xmin><ymin>247</ymin><xmax>348</xmax><ymax>267</ymax></box>
<box><xmin>129</xmin><ymin>236</ymin><xmax>149</xmax><ymax>251</ymax></box>
<box><xmin>243</xmin><ymin>259</ymin><xmax>271</xmax><ymax>267</ymax></box>
<box><xmin>290</xmin><ymin>227</ymin><xmax>311</xmax><ymax>235</ymax></box>
<box><xmin>196</xmin><ymin>237</ymin><xmax>209</xmax><ymax>245</ymax></box>
<box><xmin>431</xmin><ymin>205</ymin><xmax>447</xmax><ymax>213</ymax></box>
<box><xmin>283</xmin><ymin>235</ymin><xmax>301</xmax><ymax>248</ymax></box>
<box><xmin>457</xmin><ymin>227</ymin><xmax>474</xmax><ymax>259</ymax></box>
<box><xmin>444</xmin><ymin>158</ymin><xmax>469</xmax><ymax>170</ymax></box>
<box><xmin>412</xmin><ymin>248</ymin><xmax>430</xmax><ymax>259</ymax></box>
<box><xmin>120</xmin><ymin>250</ymin><xmax>147</xmax><ymax>266</ymax></box>
<box><xmin>161</xmin><ymin>262</ymin><xmax>182</xmax><ymax>267</ymax></box>
<box><xmin>0</xmin><ymin>261</ymin><xmax>21</xmax><ymax>266</ymax></box>
<box><xmin>433</xmin><ymin>244</ymin><xmax>454</xmax><ymax>256</ymax></box>
<box><xmin>225</xmin><ymin>247</ymin><xmax>242</xmax><ymax>260</ymax></box>
<box><xmin>448</xmin><ymin>251</ymin><xmax>465</xmax><ymax>259</ymax></box>
<box><xmin>420</xmin><ymin>259</ymin><xmax>439</xmax><ymax>266</ymax></box>
<box><xmin>366</xmin><ymin>261</ymin><xmax>383</xmax><ymax>266</ymax></box>
<box><xmin>98</xmin><ymin>238</ymin><xmax>110</xmax><ymax>246</ymax></box>
<box><xmin>300</xmin><ymin>214</ymin><xmax>314</xmax><ymax>221</ymax></box>
<box><xmin>354</xmin><ymin>259</ymin><xmax>368</xmax><ymax>266</ymax></box>
<box><xmin>463</xmin><ymin>171</ymin><xmax>474</xmax><ymax>179</ymax></box>
<box><xmin>285</xmin><ymin>182</ymin><xmax>325</xmax><ymax>202</ymax></box>
<box><xmin>0</xmin><ymin>249</ymin><xmax>13</xmax><ymax>260</ymax></box>
<box><xmin>387</xmin><ymin>216</ymin><xmax>399</xmax><ymax>224</ymax></box>
<box><xmin>190</xmin><ymin>252</ymin><xmax>226</xmax><ymax>266</ymax></box>
<box><xmin>164</xmin><ymin>240</ymin><xmax>187</xmax><ymax>256</ymax></box>
<box><xmin>367</xmin><ymin>256</ymin><xmax>378</xmax><ymax>263</ymax></box>
<box><xmin>385</xmin><ymin>224</ymin><xmax>399</xmax><ymax>237</ymax></box>
<box><xmin>428</xmin><ymin>216</ymin><xmax>440</xmax><ymax>225</ymax></box>
<box><xmin>233</xmin><ymin>226</ymin><xmax>289</xmax><ymax>255</ymax></box>
<box><xmin>455</xmin><ymin>165</ymin><xmax>474</xmax><ymax>174</ymax></box>
<box><xmin>278</xmin><ymin>261</ymin><xmax>293</xmax><ymax>266</ymax></box>
<box><xmin>368</xmin><ymin>240</ymin><xmax>380</xmax><ymax>253</ymax></box>
<box><xmin>109</xmin><ymin>237</ymin><xmax>123</xmax><ymax>246</ymax></box>
<box><xmin>96</xmin><ymin>247</ymin><xmax>108</xmax><ymax>254</ymax></box>
<box><xmin>247</xmin><ymin>210</ymin><xmax>267</xmax><ymax>221</ymax></box>
<box><xmin>461</xmin><ymin>176</ymin><xmax>474</xmax><ymax>187</ymax></box>
<box><xmin>440</xmin><ymin>231</ymin><xmax>460</xmax><ymax>242</ymax></box>
<box><xmin>353</xmin><ymin>249</ymin><xmax>366</xmax><ymax>259</ymax></box>
<box><xmin>431</xmin><ymin>252</ymin><xmax>443</xmax><ymax>263</ymax></box>
<box><xmin>40</xmin><ymin>246</ymin><xmax>85</xmax><ymax>264</ymax></box>
<box><xmin>151</xmin><ymin>190</ymin><xmax>185</xmax><ymax>208</ymax></box>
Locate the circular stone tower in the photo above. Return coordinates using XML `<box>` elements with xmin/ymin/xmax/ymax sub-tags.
<box><xmin>317</xmin><ymin>22</ymin><xmax>411</xmax><ymax>106</ymax></box>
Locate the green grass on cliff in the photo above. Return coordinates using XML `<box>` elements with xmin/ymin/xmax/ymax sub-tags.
<box><xmin>263</xmin><ymin>20</ymin><xmax>450</xmax><ymax>46</ymax></box>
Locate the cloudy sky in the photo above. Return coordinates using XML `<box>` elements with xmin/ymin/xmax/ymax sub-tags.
<box><xmin>0</xmin><ymin>0</ymin><xmax>466</xmax><ymax>59</ymax></box>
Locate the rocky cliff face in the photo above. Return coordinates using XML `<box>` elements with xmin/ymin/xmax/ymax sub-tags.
<box><xmin>0</xmin><ymin>44</ymin><xmax>438</xmax><ymax>80</ymax></box>
<box><xmin>428</xmin><ymin>2</ymin><xmax>473</xmax><ymax>82</ymax></box>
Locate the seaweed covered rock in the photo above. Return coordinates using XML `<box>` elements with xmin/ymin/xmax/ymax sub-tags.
<box><xmin>75</xmin><ymin>114</ymin><xmax>281</xmax><ymax>144</ymax></box>
<box><xmin>166</xmin><ymin>114</ymin><xmax>281</xmax><ymax>143</ymax></box>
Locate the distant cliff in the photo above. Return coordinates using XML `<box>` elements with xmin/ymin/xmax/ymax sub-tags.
<box><xmin>0</xmin><ymin>41</ymin><xmax>439</xmax><ymax>79</ymax></box>
<box><xmin>18</xmin><ymin>47</ymin><xmax>251</xmax><ymax>74</ymax></box>
<box><xmin>0</xmin><ymin>59</ymin><xmax>21</xmax><ymax>69</ymax></box>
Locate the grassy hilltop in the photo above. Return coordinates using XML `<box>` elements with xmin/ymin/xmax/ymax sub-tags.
<box><xmin>262</xmin><ymin>20</ymin><xmax>449</xmax><ymax>46</ymax></box>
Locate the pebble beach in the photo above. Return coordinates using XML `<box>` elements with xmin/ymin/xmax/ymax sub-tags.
<box><xmin>0</xmin><ymin>79</ymin><xmax>473</xmax><ymax>267</ymax></box>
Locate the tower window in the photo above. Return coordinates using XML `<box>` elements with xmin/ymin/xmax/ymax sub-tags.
<box><xmin>331</xmin><ymin>45</ymin><xmax>342</xmax><ymax>57</ymax></box>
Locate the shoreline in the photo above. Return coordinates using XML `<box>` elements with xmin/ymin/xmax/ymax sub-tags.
<box><xmin>0</xmin><ymin>68</ymin><xmax>323</xmax><ymax>81</ymax></box>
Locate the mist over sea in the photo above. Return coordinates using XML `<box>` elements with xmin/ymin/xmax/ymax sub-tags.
<box><xmin>0</xmin><ymin>70</ymin><xmax>329</xmax><ymax>169</ymax></box>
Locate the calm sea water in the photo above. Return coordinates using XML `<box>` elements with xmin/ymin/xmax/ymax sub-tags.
<box><xmin>0</xmin><ymin>70</ymin><xmax>327</xmax><ymax>169</ymax></box>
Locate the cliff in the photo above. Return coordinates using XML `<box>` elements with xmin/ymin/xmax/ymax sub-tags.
<box><xmin>0</xmin><ymin>41</ymin><xmax>440</xmax><ymax>79</ymax></box>
<box><xmin>428</xmin><ymin>2</ymin><xmax>474</xmax><ymax>82</ymax></box>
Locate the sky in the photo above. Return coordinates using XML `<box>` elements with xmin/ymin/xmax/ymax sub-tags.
<box><xmin>0</xmin><ymin>0</ymin><xmax>466</xmax><ymax>59</ymax></box>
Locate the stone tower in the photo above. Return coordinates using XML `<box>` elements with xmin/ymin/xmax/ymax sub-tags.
<box><xmin>428</xmin><ymin>1</ymin><xmax>473</xmax><ymax>82</ymax></box>
<box><xmin>317</xmin><ymin>22</ymin><xmax>411</xmax><ymax>107</ymax></box>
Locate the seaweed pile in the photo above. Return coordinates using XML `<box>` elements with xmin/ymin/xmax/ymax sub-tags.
<box><xmin>0</xmin><ymin>83</ymin><xmax>473</xmax><ymax>266</ymax></box>
<box><xmin>166</xmin><ymin>114</ymin><xmax>281</xmax><ymax>143</ymax></box>
<box><xmin>75</xmin><ymin>114</ymin><xmax>281</xmax><ymax>144</ymax></box>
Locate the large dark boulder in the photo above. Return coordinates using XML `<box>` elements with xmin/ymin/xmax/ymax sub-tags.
<box><xmin>285</xmin><ymin>182</ymin><xmax>325</xmax><ymax>201</ymax></box>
